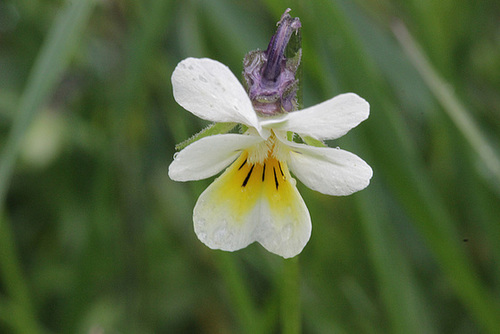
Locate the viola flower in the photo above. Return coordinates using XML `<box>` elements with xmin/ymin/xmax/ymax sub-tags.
<box><xmin>168</xmin><ymin>10</ymin><xmax>372</xmax><ymax>258</ymax></box>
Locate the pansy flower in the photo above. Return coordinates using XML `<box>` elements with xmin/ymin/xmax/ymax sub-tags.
<box><xmin>168</xmin><ymin>10</ymin><xmax>372</xmax><ymax>258</ymax></box>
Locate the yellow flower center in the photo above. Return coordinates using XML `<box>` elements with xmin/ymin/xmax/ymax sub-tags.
<box><xmin>208</xmin><ymin>143</ymin><xmax>298</xmax><ymax>221</ymax></box>
<box><xmin>247</xmin><ymin>132</ymin><xmax>289</xmax><ymax>164</ymax></box>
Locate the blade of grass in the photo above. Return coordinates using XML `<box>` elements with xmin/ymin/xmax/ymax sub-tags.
<box><xmin>356</xmin><ymin>182</ymin><xmax>436</xmax><ymax>334</ymax></box>
<box><xmin>393</xmin><ymin>22</ymin><xmax>500</xmax><ymax>194</ymax></box>
<box><xmin>0</xmin><ymin>0</ymin><xmax>96</xmax><ymax>333</ymax></box>
<box><xmin>0</xmin><ymin>213</ymin><xmax>44</xmax><ymax>334</ymax></box>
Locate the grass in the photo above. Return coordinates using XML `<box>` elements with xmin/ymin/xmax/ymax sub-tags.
<box><xmin>0</xmin><ymin>0</ymin><xmax>499</xmax><ymax>333</ymax></box>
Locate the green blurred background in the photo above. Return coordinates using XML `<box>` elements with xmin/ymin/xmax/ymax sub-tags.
<box><xmin>1</xmin><ymin>0</ymin><xmax>499</xmax><ymax>333</ymax></box>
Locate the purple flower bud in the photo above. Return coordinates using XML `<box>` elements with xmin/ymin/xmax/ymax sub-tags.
<box><xmin>243</xmin><ymin>8</ymin><xmax>301</xmax><ymax>115</ymax></box>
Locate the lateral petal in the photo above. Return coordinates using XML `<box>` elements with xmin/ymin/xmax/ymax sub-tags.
<box><xmin>284</xmin><ymin>139</ymin><xmax>373</xmax><ymax>196</ymax></box>
<box><xmin>269</xmin><ymin>93</ymin><xmax>369</xmax><ymax>140</ymax></box>
<box><xmin>168</xmin><ymin>134</ymin><xmax>263</xmax><ymax>182</ymax></box>
<box><xmin>172</xmin><ymin>58</ymin><xmax>261</xmax><ymax>131</ymax></box>
<box><xmin>194</xmin><ymin>152</ymin><xmax>311</xmax><ymax>258</ymax></box>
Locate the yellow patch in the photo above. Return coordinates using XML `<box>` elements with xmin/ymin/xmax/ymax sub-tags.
<box><xmin>208</xmin><ymin>150</ymin><xmax>300</xmax><ymax>223</ymax></box>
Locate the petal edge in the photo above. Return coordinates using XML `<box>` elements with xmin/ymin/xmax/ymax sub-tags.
<box><xmin>172</xmin><ymin>58</ymin><xmax>261</xmax><ymax>130</ymax></box>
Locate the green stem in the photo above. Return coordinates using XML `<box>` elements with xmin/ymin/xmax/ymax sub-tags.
<box><xmin>216</xmin><ymin>252</ymin><xmax>260</xmax><ymax>333</ymax></box>
<box><xmin>281</xmin><ymin>257</ymin><xmax>301</xmax><ymax>334</ymax></box>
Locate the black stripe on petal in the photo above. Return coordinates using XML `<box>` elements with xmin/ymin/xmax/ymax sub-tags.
<box><xmin>278</xmin><ymin>161</ymin><xmax>284</xmax><ymax>176</ymax></box>
<box><xmin>238</xmin><ymin>158</ymin><xmax>247</xmax><ymax>170</ymax></box>
<box><xmin>273</xmin><ymin>167</ymin><xmax>279</xmax><ymax>190</ymax></box>
<box><xmin>242</xmin><ymin>165</ymin><xmax>254</xmax><ymax>187</ymax></box>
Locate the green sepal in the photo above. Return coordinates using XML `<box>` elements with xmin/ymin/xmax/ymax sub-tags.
<box><xmin>301</xmin><ymin>135</ymin><xmax>326</xmax><ymax>147</ymax></box>
<box><xmin>239</xmin><ymin>124</ymin><xmax>248</xmax><ymax>134</ymax></box>
<box><xmin>175</xmin><ymin>122</ymin><xmax>237</xmax><ymax>150</ymax></box>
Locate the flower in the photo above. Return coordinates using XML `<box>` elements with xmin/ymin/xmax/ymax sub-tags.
<box><xmin>168</xmin><ymin>57</ymin><xmax>373</xmax><ymax>258</ymax></box>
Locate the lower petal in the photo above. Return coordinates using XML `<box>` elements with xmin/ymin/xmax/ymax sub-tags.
<box><xmin>193</xmin><ymin>152</ymin><xmax>311</xmax><ymax>258</ymax></box>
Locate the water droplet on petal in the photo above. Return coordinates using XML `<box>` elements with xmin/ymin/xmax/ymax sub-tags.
<box><xmin>173</xmin><ymin>152</ymin><xmax>179</xmax><ymax>159</ymax></box>
<box><xmin>214</xmin><ymin>220</ymin><xmax>229</xmax><ymax>244</ymax></box>
<box><xmin>289</xmin><ymin>178</ymin><xmax>297</xmax><ymax>186</ymax></box>
<box><xmin>198</xmin><ymin>75</ymin><xmax>208</xmax><ymax>83</ymax></box>
<box><xmin>214</xmin><ymin>227</ymin><xmax>227</xmax><ymax>243</ymax></box>
<box><xmin>282</xmin><ymin>224</ymin><xmax>293</xmax><ymax>241</ymax></box>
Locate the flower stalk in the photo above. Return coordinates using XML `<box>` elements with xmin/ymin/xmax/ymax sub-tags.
<box><xmin>281</xmin><ymin>257</ymin><xmax>301</xmax><ymax>334</ymax></box>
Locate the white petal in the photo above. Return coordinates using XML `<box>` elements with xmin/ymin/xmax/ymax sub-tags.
<box><xmin>168</xmin><ymin>134</ymin><xmax>263</xmax><ymax>181</ymax></box>
<box><xmin>172</xmin><ymin>58</ymin><xmax>260</xmax><ymax>130</ymax></box>
<box><xmin>270</xmin><ymin>93</ymin><xmax>369</xmax><ymax>140</ymax></box>
<box><xmin>194</xmin><ymin>153</ymin><xmax>311</xmax><ymax>258</ymax></box>
<box><xmin>284</xmin><ymin>139</ymin><xmax>373</xmax><ymax>196</ymax></box>
<box><xmin>255</xmin><ymin>198</ymin><xmax>311</xmax><ymax>259</ymax></box>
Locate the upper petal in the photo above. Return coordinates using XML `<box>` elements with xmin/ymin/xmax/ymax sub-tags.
<box><xmin>283</xmin><ymin>138</ymin><xmax>373</xmax><ymax>196</ymax></box>
<box><xmin>172</xmin><ymin>58</ymin><xmax>261</xmax><ymax>131</ymax></box>
<box><xmin>268</xmin><ymin>93</ymin><xmax>369</xmax><ymax>140</ymax></box>
<box><xmin>168</xmin><ymin>134</ymin><xmax>263</xmax><ymax>182</ymax></box>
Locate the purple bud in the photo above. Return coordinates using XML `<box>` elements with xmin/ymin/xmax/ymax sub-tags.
<box><xmin>243</xmin><ymin>8</ymin><xmax>301</xmax><ymax>116</ymax></box>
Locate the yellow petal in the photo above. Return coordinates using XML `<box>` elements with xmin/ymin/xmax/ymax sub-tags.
<box><xmin>194</xmin><ymin>151</ymin><xmax>311</xmax><ymax>258</ymax></box>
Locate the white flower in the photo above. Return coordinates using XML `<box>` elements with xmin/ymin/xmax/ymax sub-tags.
<box><xmin>168</xmin><ymin>57</ymin><xmax>373</xmax><ymax>258</ymax></box>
